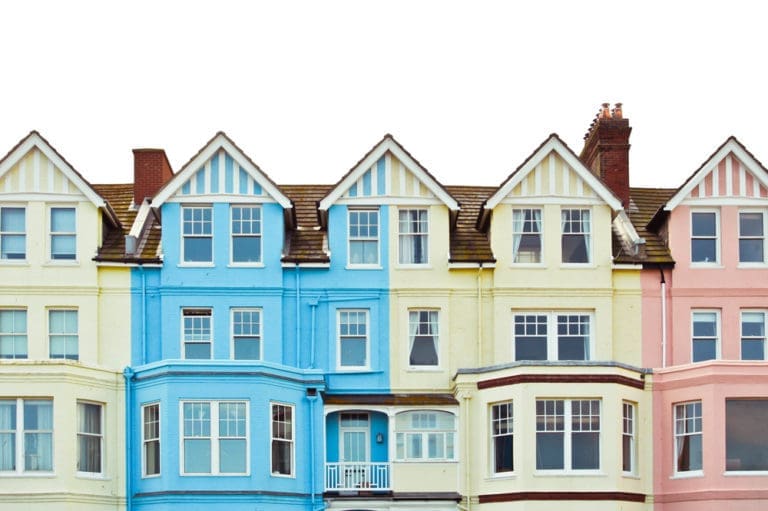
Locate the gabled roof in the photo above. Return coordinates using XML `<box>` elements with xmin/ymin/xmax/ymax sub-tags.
<box><xmin>662</xmin><ymin>136</ymin><xmax>768</xmax><ymax>211</ymax></box>
<box><xmin>151</xmin><ymin>131</ymin><xmax>292</xmax><ymax>209</ymax></box>
<box><xmin>318</xmin><ymin>134</ymin><xmax>459</xmax><ymax>211</ymax></box>
<box><xmin>0</xmin><ymin>131</ymin><xmax>120</xmax><ymax>227</ymax></box>
<box><xmin>482</xmin><ymin>133</ymin><xmax>623</xmax><ymax>215</ymax></box>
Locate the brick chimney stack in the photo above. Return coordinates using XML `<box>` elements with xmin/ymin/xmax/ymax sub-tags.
<box><xmin>132</xmin><ymin>149</ymin><xmax>174</xmax><ymax>206</ymax></box>
<box><xmin>580</xmin><ymin>102</ymin><xmax>631</xmax><ymax>209</ymax></box>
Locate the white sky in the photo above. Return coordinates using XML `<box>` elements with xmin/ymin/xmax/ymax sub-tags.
<box><xmin>2</xmin><ymin>1</ymin><xmax>766</xmax><ymax>189</ymax></box>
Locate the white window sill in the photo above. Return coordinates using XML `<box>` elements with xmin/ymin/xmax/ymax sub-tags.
<box><xmin>141</xmin><ymin>473</ymin><xmax>161</xmax><ymax>479</ymax></box>
<box><xmin>670</xmin><ymin>470</ymin><xmax>703</xmax><ymax>479</ymax></box>
<box><xmin>393</xmin><ymin>459</ymin><xmax>458</xmax><ymax>463</ymax></box>
<box><xmin>737</xmin><ymin>263</ymin><xmax>768</xmax><ymax>269</ymax></box>
<box><xmin>0</xmin><ymin>472</ymin><xmax>55</xmax><ymax>478</ymax></box>
<box><xmin>270</xmin><ymin>472</ymin><xmax>295</xmax><ymax>479</ymax></box>
<box><xmin>335</xmin><ymin>369</ymin><xmax>372</xmax><ymax>373</ymax></box>
<box><xmin>76</xmin><ymin>472</ymin><xmax>109</xmax><ymax>480</ymax></box>
<box><xmin>510</xmin><ymin>263</ymin><xmax>546</xmax><ymax>268</ymax></box>
<box><xmin>487</xmin><ymin>472</ymin><xmax>516</xmax><ymax>481</ymax></box>
<box><xmin>622</xmin><ymin>472</ymin><xmax>641</xmax><ymax>479</ymax></box>
<box><xmin>724</xmin><ymin>470</ymin><xmax>768</xmax><ymax>476</ymax></box>
<box><xmin>228</xmin><ymin>263</ymin><xmax>265</xmax><ymax>268</ymax></box>
<box><xmin>690</xmin><ymin>263</ymin><xmax>722</xmax><ymax>269</ymax></box>
<box><xmin>396</xmin><ymin>264</ymin><xmax>432</xmax><ymax>270</ymax></box>
<box><xmin>43</xmin><ymin>260</ymin><xmax>79</xmax><ymax>266</ymax></box>
<box><xmin>181</xmin><ymin>472</ymin><xmax>250</xmax><ymax>477</ymax></box>
<box><xmin>0</xmin><ymin>260</ymin><xmax>29</xmax><ymax>266</ymax></box>
<box><xmin>533</xmin><ymin>470</ymin><xmax>604</xmax><ymax>477</ymax></box>
<box><xmin>345</xmin><ymin>265</ymin><xmax>382</xmax><ymax>270</ymax></box>
<box><xmin>560</xmin><ymin>263</ymin><xmax>596</xmax><ymax>269</ymax></box>
<box><xmin>178</xmin><ymin>263</ymin><xmax>215</xmax><ymax>268</ymax></box>
<box><xmin>406</xmin><ymin>367</ymin><xmax>443</xmax><ymax>372</ymax></box>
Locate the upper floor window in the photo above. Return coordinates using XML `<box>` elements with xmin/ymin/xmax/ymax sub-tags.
<box><xmin>691</xmin><ymin>211</ymin><xmax>718</xmax><ymax>264</ymax></box>
<box><xmin>182</xmin><ymin>206</ymin><xmax>213</xmax><ymax>264</ymax></box>
<box><xmin>739</xmin><ymin>211</ymin><xmax>766</xmax><ymax>263</ymax></box>
<box><xmin>0</xmin><ymin>207</ymin><xmax>25</xmax><ymax>260</ymax></box>
<box><xmin>0</xmin><ymin>309</ymin><xmax>27</xmax><ymax>359</ymax></box>
<box><xmin>338</xmin><ymin>309</ymin><xmax>368</xmax><ymax>369</ymax></box>
<box><xmin>77</xmin><ymin>401</ymin><xmax>103</xmax><ymax>475</ymax></box>
<box><xmin>232</xmin><ymin>308</ymin><xmax>261</xmax><ymax>360</ymax></box>
<box><xmin>741</xmin><ymin>311</ymin><xmax>766</xmax><ymax>360</ymax></box>
<box><xmin>512</xmin><ymin>208</ymin><xmax>542</xmax><ymax>263</ymax></box>
<box><xmin>0</xmin><ymin>398</ymin><xmax>53</xmax><ymax>473</ymax></box>
<box><xmin>231</xmin><ymin>206</ymin><xmax>262</xmax><ymax>264</ymax></box>
<box><xmin>674</xmin><ymin>401</ymin><xmax>702</xmax><ymax>473</ymax></box>
<box><xmin>513</xmin><ymin>312</ymin><xmax>592</xmax><ymax>361</ymax></box>
<box><xmin>622</xmin><ymin>401</ymin><xmax>636</xmax><ymax>475</ymax></box>
<box><xmin>726</xmin><ymin>399</ymin><xmax>768</xmax><ymax>472</ymax></box>
<box><xmin>181</xmin><ymin>400</ymin><xmax>248</xmax><ymax>475</ymax></box>
<box><xmin>692</xmin><ymin>311</ymin><xmax>719</xmax><ymax>362</ymax></box>
<box><xmin>491</xmin><ymin>402</ymin><xmax>514</xmax><ymax>474</ymax></box>
<box><xmin>271</xmin><ymin>403</ymin><xmax>294</xmax><ymax>476</ymax></box>
<box><xmin>348</xmin><ymin>209</ymin><xmax>379</xmax><ymax>266</ymax></box>
<box><xmin>536</xmin><ymin>399</ymin><xmax>600</xmax><ymax>471</ymax></box>
<box><xmin>409</xmin><ymin>310</ymin><xmax>438</xmax><ymax>367</ymax></box>
<box><xmin>398</xmin><ymin>209</ymin><xmax>428</xmax><ymax>264</ymax></box>
<box><xmin>182</xmin><ymin>308</ymin><xmax>212</xmax><ymax>359</ymax></box>
<box><xmin>395</xmin><ymin>410</ymin><xmax>456</xmax><ymax>461</ymax></box>
<box><xmin>561</xmin><ymin>209</ymin><xmax>590</xmax><ymax>264</ymax></box>
<box><xmin>142</xmin><ymin>403</ymin><xmax>160</xmax><ymax>477</ymax></box>
<box><xmin>49</xmin><ymin>309</ymin><xmax>78</xmax><ymax>360</ymax></box>
<box><xmin>50</xmin><ymin>207</ymin><xmax>76</xmax><ymax>260</ymax></box>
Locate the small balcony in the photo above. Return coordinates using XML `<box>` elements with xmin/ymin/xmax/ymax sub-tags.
<box><xmin>324</xmin><ymin>462</ymin><xmax>390</xmax><ymax>491</ymax></box>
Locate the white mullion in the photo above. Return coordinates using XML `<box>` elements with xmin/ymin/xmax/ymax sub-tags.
<box><xmin>211</xmin><ymin>403</ymin><xmax>219</xmax><ymax>475</ymax></box>
<box><xmin>16</xmin><ymin>398</ymin><xmax>24</xmax><ymax>474</ymax></box>
<box><xmin>564</xmin><ymin>400</ymin><xmax>572</xmax><ymax>470</ymax></box>
<box><xmin>548</xmin><ymin>313</ymin><xmax>557</xmax><ymax>360</ymax></box>
<box><xmin>726</xmin><ymin>156</ymin><xmax>733</xmax><ymax>196</ymax></box>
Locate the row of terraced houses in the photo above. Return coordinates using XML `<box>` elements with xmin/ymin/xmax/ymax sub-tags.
<box><xmin>2</xmin><ymin>104</ymin><xmax>767</xmax><ymax>511</ymax></box>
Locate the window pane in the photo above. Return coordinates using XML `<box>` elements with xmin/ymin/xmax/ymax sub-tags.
<box><xmin>726</xmin><ymin>399</ymin><xmax>768</xmax><ymax>471</ymax></box>
<box><xmin>572</xmin><ymin>432</ymin><xmax>599</xmax><ymax>469</ymax></box>
<box><xmin>340</xmin><ymin>338</ymin><xmax>366</xmax><ymax>366</ymax></box>
<box><xmin>692</xmin><ymin>212</ymin><xmax>716</xmax><ymax>236</ymax></box>
<box><xmin>50</xmin><ymin>208</ymin><xmax>75</xmax><ymax>232</ymax></box>
<box><xmin>233</xmin><ymin>237</ymin><xmax>261</xmax><ymax>263</ymax></box>
<box><xmin>536</xmin><ymin>432</ymin><xmax>564</xmax><ymax>469</ymax></box>
<box><xmin>1</xmin><ymin>208</ymin><xmax>25</xmax><ymax>231</ymax></box>
<box><xmin>514</xmin><ymin>315</ymin><xmax>547</xmax><ymax>360</ymax></box>
<box><xmin>740</xmin><ymin>239</ymin><xmax>764</xmax><ymax>263</ymax></box>
<box><xmin>692</xmin><ymin>239</ymin><xmax>717</xmax><ymax>263</ymax></box>
<box><xmin>220</xmin><ymin>439</ymin><xmax>246</xmax><ymax>473</ymax></box>
<box><xmin>184</xmin><ymin>439</ymin><xmax>211</xmax><ymax>473</ymax></box>
<box><xmin>0</xmin><ymin>401</ymin><xmax>16</xmax><ymax>471</ymax></box>
<box><xmin>184</xmin><ymin>237</ymin><xmax>212</xmax><ymax>262</ymax></box>
<box><xmin>557</xmin><ymin>315</ymin><xmax>589</xmax><ymax>360</ymax></box>
<box><xmin>234</xmin><ymin>338</ymin><xmax>260</xmax><ymax>360</ymax></box>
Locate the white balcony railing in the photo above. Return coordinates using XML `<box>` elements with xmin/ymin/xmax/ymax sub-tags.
<box><xmin>325</xmin><ymin>462</ymin><xmax>390</xmax><ymax>491</ymax></box>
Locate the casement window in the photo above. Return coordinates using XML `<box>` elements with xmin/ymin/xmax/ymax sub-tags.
<box><xmin>512</xmin><ymin>208</ymin><xmax>542</xmax><ymax>263</ymax></box>
<box><xmin>49</xmin><ymin>309</ymin><xmax>78</xmax><ymax>360</ymax></box>
<box><xmin>691</xmin><ymin>211</ymin><xmax>718</xmax><ymax>264</ymax></box>
<box><xmin>491</xmin><ymin>402</ymin><xmax>514</xmax><ymax>474</ymax></box>
<box><xmin>182</xmin><ymin>308</ymin><xmax>212</xmax><ymax>359</ymax></box>
<box><xmin>232</xmin><ymin>308</ymin><xmax>261</xmax><ymax>360</ymax></box>
<box><xmin>77</xmin><ymin>402</ymin><xmax>103</xmax><ymax>474</ymax></box>
<box><xmin>271</xmin><ymin>403</ymin><xmax>294</xmax><ymax>476</ymax></box>
<box><xmin>536</xmin><ymin>399</ymin><xmax>600</xmax><ymax>471</ymax></box>
<box><xmin>674</xmin><ymin>401</ymin><xmax>702</xmax><ymax>473</ymax></box>
<box><xmin>561</xmin><ymin>209</ymin><xmax>590</xmax><ymax>264</ymax></box>
<box><xmin>408</xmin><ymin>310</ymin><xmax>438</xmax><ymax>367</ymax></box>
<box><xmin>182</xmin><ymin>206</ymin><xmax>213</xmax><ymax>263</ymax></box>
<box><xmin>739</xmin><ymin>211</ymin><xmax>766</xmax><ymax>263</ymax></box>
<box><xmin>622</xmin><ymin>402</ymin><xmax>636</xmax><ymax>474</ymax></box>
<box><xmin>338</xmin><ymin>309</ymin><xmax>368</xmax><ymax>369</ymax></box>
<box><xmin>398</xmin><ymin>209</ymin><xmax>428</xmax><ymax>264</ymax></box>
<box><xmin>0</xmin><ymin>399</ymin><xmax>53</xmax><ymax>472</ymax></box>
<box><xmin>741</xmin><ymin>311</ymin><xmax>766</xmax><ymax>360</ymax></box>
<box><xmin>725</xmin><ymin>399</ymin><xmax>768</xmax><ymax>472</ymax></box>
<box><xmin>513</xmin><ymin>312</ymin><xmax>592</xmax><ymax>361</ymax></box>
<box><xmin>691</xmin><ymin>311</ymin><xmax>719</xmax><ymax>362</ymax></box>
<box><xmin>231</xmin><ymin>206</ymin><xmax>262</xmax><ymax>264</ymax></box>
<box><xmin>0</xmin><ymin>207</ymin><xmax>25</xmax><ymax>260</ymax></box>
<box><xmin>348</xmin><ymin>209</ymin><xmax>379</xmax><ymax>266</ymax></box>
<box><xmin>181</xmin><ymin>401</ymin><xmax>248</xmax><ymax>475</ymax></box>
<box><xmin>395</xmin><ymin>411</ymin><xmax>456</xmax><ymax>461</ymax></box>
<box><xmin>0</xmin><ymin>309</ymin><xmax>27</xmax><ymax>359</ymax></box>
<box><xmin>142</xmin><ymin>403</ymin><xmax>160</xmax><ymax>477</ymax></box>
<box><xmin>50</xmin><ymin>207</ymin><xmax>76</xmax><ymax>260</ymax></box>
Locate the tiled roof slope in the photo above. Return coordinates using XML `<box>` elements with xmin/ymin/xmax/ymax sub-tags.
<box><xmin>281</xmin><ymin>184</ymin><xmax>333</xmax><ymax>264</ymax></box>
<box><xmin>628</xmin><ymin>187</ymin><xmax>675</xmax><ymax>265</ymax></box>
<box><xmin>445</xmin><ymin>186</ymin><xmax>496</xmax><ymax>263</ymax></box>
<box><xmin>92</xmin><ymin>184</ymin><xmax>161</xmax><ymax>263</ymax></box>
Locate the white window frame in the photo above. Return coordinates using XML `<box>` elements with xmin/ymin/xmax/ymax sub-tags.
<box><xmin>230</xmin><ymin>205</ymin><xmax>263</xmax><ymax>266</ymax></box>
<box><xmin>491</xmin><ymin>401</ymin><xmax>514</xmax><ymax>475</ymax></box>
<box><xmin>347</xmin><ymin>208</ymin><xmax>380</xmax><ymax>268</ymax></box>
<box><xmin>0</xmin><ymin>308</ymin><xmax>28</xmax><ymax>359</ymax></box>
<box><xmin>512</xmin><ymin>207</ymin><xmax>543</xmax><ymax>265</ymax></box>
<box><xmin>270</xmin><ymin>402</ymin><xmax>295</xmax><ymax>477</ymax></box>
<box><xmin>181</xmin><ymin>308</ymin><xmax>213</xmax><ymax>360</ymax></box>
<box><xmin>398</xmin><ymin>208</ymin><xmax>429</xmax><ymax>266</ymax></box>
<box><xmin>738</xmin><ymin>209</ymin><xmax>767</xmax><ymax>265</ymax></box>
<box><xmin>408</xmin><ymin>309</ymin><xmax>439</xmax><ymax>368</ymax></box>
<box><xmin>337</xmin><ymin>309</ymin><xmax>370</xmax><ymax>370</ymax></box>
<box><xmin>690</xmin><ymin>209</ymin><xmax>720</xmax><ymax>266</ymax></box>
<box><xmin>560</xmin><ymin>208</ymin><xmax>592</xmax><ymax>265</ymax></box>
<box><xmin>231</xmin><ymin>308</ymin><xmax>262</xmax><ymax>360</ymax></box>
<box><xmin>0</xmin><ymin>205</ymin><xmax>26</xmax><ymax>262</ymax></box>
<box><xmin>142</xmin><ymin>402</ymin><xmax>160</xmax><ymax>478</ymax></box>
<box><xmin>691</xmin><ymin>310</ymin><xmax>720</xmax><ymax>363</ymax></box>
<box><xmin>0</xmin><ymin>398</ymin><xmax>54</xmax><ymax>474</ymax></box>
<box><xmin>181</xmin><ymin>205</ymin><xmax>214</xmax><ymax>265</ymax></box>
<box><xmin>48</xmin><ymin>308</ymin><xmax>78</xmax><ymax>361</ymax></box>
<box><xmin>76</xmin><ymin>401</ymin><xmax>104</xmax><ymax>476</ymax></box>
<box><xmin>535</xmin><ymin>399</ymin><xmax>601</xmax><ymax>473</ymax></box>
<box><xmin>674</xmin><ymin>400</ymin><xmax>703</xmax><ymax>475</ymax></box>
<box><xmin>512</xmin><ymin>311</ymin><xmax>594</xmax><ymax>361</ymax></box>
<box><xmin>394</xmin><ymin>410</ymin><xmax>457</xmax><ymax>462</ymax></box>
<box><xmin>741</xmin><ymin>310</ymin><xmax>767</xmax><ymax>361</ymax></box>
<box><xmin>179</xmin><ymin>400</ymin><xmax>249</xmax><ymax>476</ymax></box>
<box><xmin>48</xmin><ymin>205</ymin><xmax>77</xmax><ymax>262</ymax></box>
<box><xmin>622</xmin><ymin>401</ymin><xmax>636</xmax><ymax>475</ymax></box>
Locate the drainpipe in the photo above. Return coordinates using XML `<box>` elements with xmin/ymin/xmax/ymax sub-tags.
<box><xmin>309</xmin><ymin>300</ymin><xmax>318</xmax><ymax>369</ymax></box>
<box><xmin>477</xmin><ymin>264</ymin><xmax>483</xmax><ymax>367</ymax></box>
<box><xmin>307</xmin><ymin>389</ymin><xmax>319</xmax><ymax>510</ymax></box>
<box><xmin>295</xmin><ymin>266</ymin><xmax>301</xmax><ymax>367</ymax></box>
<box><xmin>659</xmin><ymin>266</ymin><xmax>667</xmax><ymax>368</ymax></box>
<box><xmin>462</xmin><ymin>392</ymin><xmax>472</xmax><ymax>511</ymax></box>
<box><xmin>140</xmin><ymin>266</ymin><xmax>147</xmax><ymax>364</ymax></box>
<box><xmin>123</xmin><ymin>367</ymin><xmax>134</xmax><ymax>511</ymax></box>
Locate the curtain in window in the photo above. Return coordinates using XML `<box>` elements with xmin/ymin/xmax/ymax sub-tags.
<box><xmin>24</xmin><ymin>401</ymin><xmax>52</xmax><ymax>471</ymax></box>
<box><xmin>582</xmin><ymin>210</ymin><xmax>591</xmax><ymax>261</ymax></box>
<box><xmin>409</xmin><ymin>311</ymin><xmax>438</xmax><ymax>366</ymax></box>
<box><xmin>78</xmin><ymin>403</ymin><xmax>101</xmax><ymax>472</ymax></box>
<box><xmin>399</xmin><ymin>210</ymin><xmax>427</xmax><ymax>264</ymax></box>
<box><xmin>512</xmin><ymin>210</ymin><xmax>524</xmax><ymax>259</ymax></box>
<box><xmin>0</xmin><ymin>401</ymin><xmax>15</xmax><ymax>470</ymax></box>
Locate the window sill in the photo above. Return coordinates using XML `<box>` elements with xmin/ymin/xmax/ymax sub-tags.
<box><xmin>0</xmin><ymin>260</ymin><xmax>29</xmax><ymax>266</ymax></box>
<box><xmin>737</xmin><ymin>263</ymin><xmax>768</xmax><ymax>269</ymax></box>
<box><xmin>724</xmin><ymin>470</ymin><xmax>768</xmax><ymax>476</ymax></box>
<box><xmin>510</xmin><ymin>263</ymin><xmax>545</xmax><ymax>268</ymax></box>
<box><xmin>181</xmin><ymin>472</ymin><xmax>250</xmax><ymax>477</ymax></box>
<box><xmin>335</xmin><ymin>367</ymin><xmax>373</xmax><ymax>373</ymax></box>
<box><xmin>43</xmin><ymin>260</ymin><xmax>79</xmax><ymax>267</ymax></box>
<box><xmin>396</xmin><ymin>264</ymin><xmax>432</xmax><ymax>270</ymax></box>
<box><xmin>0</xmin><ymin>472</ymin><xmax>55</xmax><ymax>478</ymax></box>
<box><xmin>533</xmin><ymin>470</ymin><xmax>604</xmax><ymax>477</ymax></box>
<box><xmin>406</xmin><ymin>367</ymin><xmax>443</xmax><ymax>372</ymax></box>
<box><xmin>622</xmin><ymin>472</ymin><xmax>641</xmax><ymax>480</ymax></box>
<box><xmin>76</xmin><ymin>472</ymin><xmax>109</xmax><ymax>480</ymax></box>
<box><xmin>345</xmin><ymin>265</ymin><xmax>383</xmax><ymax>270</ymax></box>
<box><xmin>228</xmin><ymin>262</ymin><xmax>265</xmax><ymax>268</ymax></box>
<box><xmin>178</xmin><ymin>263</ymin><xmax>215</xmax><ymax>268</ymax></box>
<box><xmin>487</xmin><ymin>472</ymin><xmax>516</xmax><ymax>481</ymax></box>
<box><xmin>393</xmin><ymin>459</ymin><xmax>458</xmax><ymax>464</ymax></box>
<box><xmin>689</xmin><ymin>263</ymin><xmax>723</xmax><ymax>269</ymax></box>
<box><xmin>560</xmin><ymin>263</ymin><xmax>596</xmax><ymax>269</ymax></box>
<box><xmin>141</xmin><ymin>473</ymin><xmax>161</xmax><ymax>479</ymax></box>
<box><xmin>670</xmin><ymin>470</ymin><xmax>703</xmax><ymax>479</ymax></box>
<box><xmin>270</xmin><ymin>472</ymin><xmax>295</xmax><ymax>479</ymax></box>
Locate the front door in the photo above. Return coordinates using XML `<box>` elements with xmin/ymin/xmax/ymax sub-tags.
<box><xmin>340</xmin><ymin>412</ymin><xmax>369</xmax><ymax>487</ymax></box>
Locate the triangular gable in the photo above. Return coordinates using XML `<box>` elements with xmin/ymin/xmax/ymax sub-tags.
<box><xmin>318</xmin><ymin>134</ymin><xmax>458</xmax><ymax>211</ymax></box>
<box><xmin>0</xmin><ymin>131</ymin><xmax>119</xmax><ymax>226</ymax></box>
<box><xmin>151</xmin><ymin>132</ymin><xmax>292</xmax><ymax>209</ymax></box>
<box><xmin>664</xmin><ymin>137</ymin><xmax>768</xmax><ymax>210</ymax></box>
<box><xmin>484</xmin><ymin>134</ymin><xmax>623</xmax><ymax>211</ymax></box>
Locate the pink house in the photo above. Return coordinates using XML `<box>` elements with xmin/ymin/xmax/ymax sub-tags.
<box><xmin>636</xmin><ymin>137</ymin><xmax>768</xmax><ymax>510</ymax></box>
